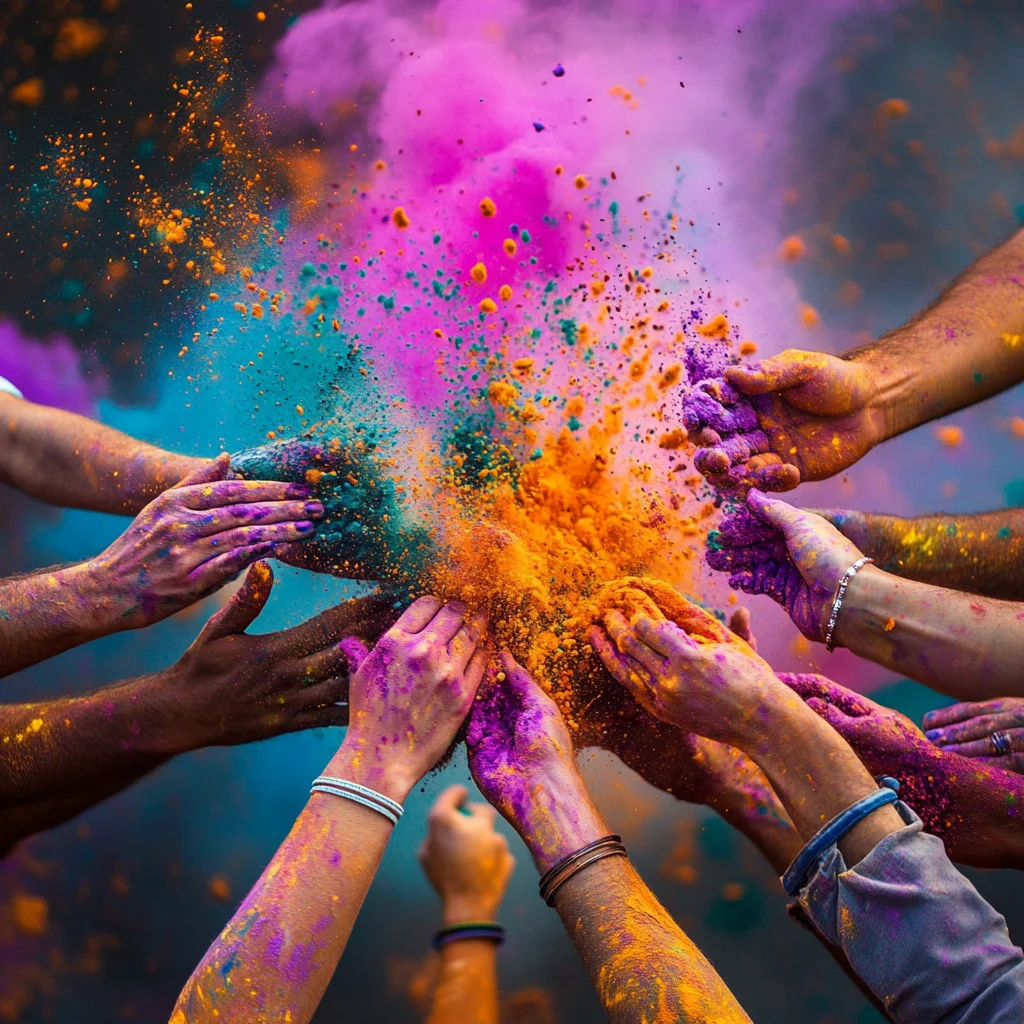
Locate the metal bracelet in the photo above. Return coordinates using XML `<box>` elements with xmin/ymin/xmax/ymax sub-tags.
<box><xmin>824</xmin><ymin>557</ymin><xmax>873</xmax><ymax>652</ymax></box>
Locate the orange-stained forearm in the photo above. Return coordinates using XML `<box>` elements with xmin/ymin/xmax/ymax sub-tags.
<box><xmin>425</xmin><ymin>941</ymin><xmax>499</xmax><ymax>1024</ymax></box>
<box><xmin>0</xmin><ymin>392</ymin><xmax>208</xmax><ymax>514</ymax></box>
<box><xmin>847</xmin><ymin>226</ymin><xmax>1024</xmax><ymax>440</ymax></box>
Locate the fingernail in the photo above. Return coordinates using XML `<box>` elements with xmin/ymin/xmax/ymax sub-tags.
<box><xmin>924</xmin><ymin>729</ymin><xmax>942</xmax><ymax>741</ymax></box>
<box><xmin>305</xmin><ymin>501</ymin><xmax>325</xmax><ymax>516</ymax></box>
<box><xmin>297</xmin><ymin>520</ymin><xmax>316</xmax><ymax>532</ymax></box>
<box><xmin>287</xmin><ymin>483</ymin><xmax>312</xmax><ymax>497</ymax></box>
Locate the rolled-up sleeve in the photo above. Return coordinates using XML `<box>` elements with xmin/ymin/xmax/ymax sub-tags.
<box><xmin>791</xmin><ymin>804</ymin><xmax>1024</xmax><ymax>1023</ymax></box>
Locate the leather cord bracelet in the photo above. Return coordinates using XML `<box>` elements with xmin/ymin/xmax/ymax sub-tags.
<box><xmin>432</xmin><ymin>922</ymin><xmax>506</xmax><ymax>950</ymax></box>
<box><xmin>538</xmin><ymin>835</ymin><xmax>627</xmax><ymax>907</ymax></box>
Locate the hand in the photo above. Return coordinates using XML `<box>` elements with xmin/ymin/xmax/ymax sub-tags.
<box><xmin>590</xmin><ymin>608</ymin><xmax>787</xmax><ymax>748</ymax></box>
<box><xmin>687</xmin><ymin>350</ymin><xmax>885</xmax><ymax>492</ymax></box>
<box><xmin>329</xmin><ymin>597</ymin><xmax>488</xmax><ymax>801</ymax></box>
<box><xmin>86</xmin><ymin>454</ymin><xmax>323</xmax><ymax>628</ymax></box>
<box><xmin>467</xmin><ymin>652</ymin><xmax>604</xmax><ymax>871</ymax></box>
<box><xmin>923</xmin><ymin>698</ymin><xmax>1024</xmax><ymax>773</ymax></box>
<box><xmin>154</xmin><ymin>561</ymin><xmax>391</xmax><ymax>750</ymax></box>
<box><xmin>419</xmin><ymin>785</ymin><xmax>515</xmax><ymax>924</ymax></box>
<box><xmin>707</xmin><ymin>489</ymin><xmax>866</xmax><ymax>641</ymax></box>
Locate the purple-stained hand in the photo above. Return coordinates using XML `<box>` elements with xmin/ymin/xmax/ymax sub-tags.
<box><xmin>923</xmin><ymin>697</ymin><xmax>1024</xmax><ymax>774</ymax></box>
<box><xmin>780</xmin><ymin>673</ymin><xmax>1024</xmax><ymax>869</ymax></box>
<box><xmin>86</xmin><ymin>453</ymin><xmax>322</xmax><ymax>628</ymax></box>
<box><xmin>466</xmin><ymin>652</ymin><xmax>606</xmax><ymax>872</ymax></box>
<box><xmin>682</xmin><ymin>378</ymin><xmax>801</xmax><ymax>493</ymax></box>
<box><xmin>331</xmin><ymin>597</ymin><xmax>488</xmax><ymax>800</ymax></box>
<box><xmin>706</xmin><ymin>489</ymin><xmax>865</xmax><ymax>641</ymax></box>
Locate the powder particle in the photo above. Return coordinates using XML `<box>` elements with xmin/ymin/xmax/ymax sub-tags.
<box><xmin>779</xmin><ymin>236</ymin><xmax>806</xmax><ymax>262</ymax></box>
<box><xmin>392</xmin><ymin>206</ymin><xmax>410</xmax><ymax>229</ymax></box>
<box><xmin>12</xmin><ymin>894</ymin><xmax>48</xmax><ymax>936</ymax></box>
<box><xmin>487</xmin><ymin>381</ymin><xmax>519</xmax><ymax>407</ymax></box>
<box><xmin>658</xmin><ymin>428</ymin><xmax>688</xmax><ymax>450</ymax></box>
<box><xmin>830</xmin><ymin>233</ymin><xmax>851</xmax><ymax>254</ymax></box>
<box><xmin>554</xmin><ymin>164</ymin><xmax>564</xmax><ymax>175</ymax></box>
<box><xmin>879</xmin><ymin>97</ymin><xmax>911</xmax><ymax>118</ymax></box>
<box><xmin>11</xmin><ymin>77</ymin><xmax>44</xmax><ymax>106</ymax></box>
<box><xmin>884</xmin><ymin>617</ymin><xmax>896</xmax><ymax>632</ymax></box>
<box><xmin>480</xmin><ymin>297</ymin><xmax>498</xmax><ymax>314</ymax></box>
<box><xmin>935</xmin><ymin>425</ymin><xmax>964</xmax><ymax>448</ymax></box>
<box><xmin>573</xmin><ymin>174</ymin><xmax>588</xmax><ymax>189</ymax></box>
<box><xmin>739</xmin><ymin>340</ymin><xmax>758</xmax><ymax>356</ymax></box>
<box><xmin>552</xmin><ymin>63</ymin><xmax>565</xmax><ymax>77</ymax></box>
<box><xmin>208</xmin><ymin>876</ymin><xmax>232</xmax><ymax>901</ymax></box>
<box><xmin>479</xmin><ymin>196</ymin><xmax>497</xmax><ymax>217</ymax></box>
<box><xmin>499</xmin><ymin>284</ymin><xmax>513</xmax><ymax>301</ymax></box>
<box><xmin>696</xmin><ymin>314</ymin><xmax>729</xmax><ymax>339</ymax></box>
<box><xmin>470</xmin><ymin>262</ymin><xmax>487</xmax><ymax>283</ymax></box>
<box><xmin>503</xmin><ymin>238</ymin><xmax>517</xmax><ymax>256</ymax></box>
<box><xmin>800</xmin><ymin>303</ymin><xmax>820</xmax><ymax>328</ymax></box>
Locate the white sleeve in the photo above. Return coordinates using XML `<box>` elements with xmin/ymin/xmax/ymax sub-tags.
<box><xmin>0</xmin><ymin>375</ymin><xmax>24</xmax><ymax>400</ymax></box>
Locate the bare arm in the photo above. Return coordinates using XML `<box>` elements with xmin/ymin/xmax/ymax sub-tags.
<box><xmin>468</xmin><ymin>654</ymin><xmax>750</xmax><ymax>1024</ymax></box>
<box><xmin>172</xmin><ymin>597</ymin><xmax>488</xmax><ymax>1024</ymax></box>
<box><xmin>0</xmin><ymin>392</ymin><xmax>208</xmax><ymax>514</ymax></box>
<box><xmin>819</xmin><ymin>508</ymin><xmax>1024</xmax><ymax>600</ymax></box>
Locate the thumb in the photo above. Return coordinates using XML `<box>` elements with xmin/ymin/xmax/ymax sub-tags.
<box><xmin>339</xmin><ymin>635</ymin><xmax>371</xmax><ymax>675</ymax></box>
<box><xmin>727</xmin><ymin>607</ymin><xmax>757</xmax><ymax>650</ymax></box>
<box><xmin>806</xmin><ymin>696</ymin><xmax>851</xmax><ymax>735</ymax></box>
<box><xmin>432</xmin><ymin>784</ymin><xmax>469</xmax><ymax>818</ymax></box>
<box><xmin>724</xmin><ymin>352</ymin><xmax>818</xmax><ymax>395</ymax></box>
<box><xmin>197</xmin><ymin>560</ymin><xmax>274</xmax><ymax>643</ymax></box>
<box><xmin>172</xmin><ymin>451</ymin><xmax>230</xmax><ymax>489</ymax></box>
<box><xmin>746</xmin><ymin>488</ymin><xmax>804</xmax><ymax>535</ymax></box>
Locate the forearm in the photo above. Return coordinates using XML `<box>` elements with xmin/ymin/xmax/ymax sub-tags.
<box><xmin>0</xmin><ymin>675</ymin><xmax>178</xmax><ymax>807</ymax></box>
<box><xmin>835</xmin><ymin>565</ymin><xmax>1024</xmax><ymax>699</ymax></box>
<box><xmin>832</xmin><ymin>509</ymin><xmax>1024</xmax><ymax>599</ymax></box>
<box><xmin>172</xmin><ymin>748</ymin><xmax>402</xmax><ymax>1024</ymax></box>
<box><xmin>425</xmin><ymin>943</ymin><xmax>499</xmax><ymax>1024</ymax></box>
<box><xmin>0</xmin><ymin>394</ymin><xmax>206</xmax><ymax>514</ymax></box>
<box><xmin>0</xmin><ymin>562</ymin><xmax>128</xmax><ymax>677</ymax></box>
<box><xmin>846</xmin><ymin>227</ymin><xmax>1024</xmax><ymax>440</ymax></box>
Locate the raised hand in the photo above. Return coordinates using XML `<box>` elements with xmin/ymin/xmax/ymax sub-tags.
<box><xmin>87</xmin><ymin>453</ymin><xmax>322</xmax><ymax>628</ymax></box>
<box><xmin>707</xmin><ymin>489</ymin><xmax>865</xmax><ymax>641</ymax></box>
<box><xmin>330</xmin><ymin>597</ymin><xmax>488</xmax><ymax>800</ymax></box>
<box><xmin>923</xmin><ymin>698</ymin><xmax>1024</xmax><ymax>773</ymax></box>
<box><xmin>419</xmin><ymin>785</ymin><xmax>515</xmax><ymax>925</ymax></box>
<box><xmin>781</xmin><ymin>673</ymin><xmax>1024</xmax><ymax>869</ymax></box>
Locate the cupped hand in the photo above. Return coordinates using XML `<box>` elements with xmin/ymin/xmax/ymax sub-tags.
<box><xmin>923</xmin><ymin>698</ymin><xmax>1024</xmax><ymax>773</ymax></box>
<box><xmin>331</xmin><ymin>596</ymin><xmax>488</xmax><ymax>801</ymax></box>
<box><xmin>419</xmin><ymin>784</ymin><xmax>515</xmax><ymax>924</ymax></box>
<box><xmin>87</xmin><ymin>454</ymin><xmax>323</xmax><ymax>628</ymax></box>
<box><xmin>706</xmin><ymin>489</ymin><xmax>866</xmax><ymax>641</ymax></box>
<box><xmin>158</xmin><ymin>561</ymin><xmax>391</xmax><ymax>750</ymax></box>
<box><xmin>589</xmin><ymin>609</ymin><xmax>788</xmax><ymax>749</ymax></box>
<box><xmin>726</xmin><ymin>349</ymin><xmax>884</xmax><ymax>485</ymax></box>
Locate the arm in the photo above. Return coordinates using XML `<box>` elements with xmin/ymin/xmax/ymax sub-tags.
<box><xmin>709</xmin><ymin>490</ymin><xmax>1024</xmax><ymax>700</ymax></box>
<box><xmin>420</xmin><ymin>786</ymin><xmax>514</xmax><ymax>1024</ymax></box>
<box><xmin>0</xmin><ymin>456</ymin><xmax>322</xmax><ymax>677</ymax></box>
<box><xmin>818</xmin><ymin>507</ymin><xmax>1024</xmax><ymax>600</ymax></box>
<box><xmin>593</xmin><ymin>614</ymin><xmax>1024</xmax><ymax>1024</ymax></box>
<box><xmin>0</xmin><ymin>391</ymin><xmax>208</xmax><ymax>514</ymax></box>
<box><xmin>0</xmin><ymin>564</ymin><xmax>388</xmax><ymax>850</ymax></box>
<box><xmin>684</xmin><ymin>227</ymin><xmax>1024</xmax><ymax>489</ymax></box>
<box><xmin>172</xmin><ymin>596</ymin><xmax>488</xmax><ymax>1024</ymax></box>
<box><xmin>467</xmin><ymin>653</ymin><xmax>751</xmax><ymax>1024</ymax></box>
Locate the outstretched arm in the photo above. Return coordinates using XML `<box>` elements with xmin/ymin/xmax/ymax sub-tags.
<box><xmin>684</xmin><ymin>227</ymin><xmax>1024</xmax><ymax>489</ymax></box>
<box><xmin>468</xmin><ymin>653</ymin><xmax>751</xmax><ymax>1024</ymax></box>
<box><xmin>0</xmin><ymin>564</ymin><xmax>385</xmax><ymax>851</ymax></box>
<box><xmin>0</xmin><ymin>392</ymin><xmax>209</xmax><ymax>514</ymax></box>
<box><xmin>709</xmin><ymin>490</ymin><xmax>1024</xmax><ymax>700</ymax></box>
<box><xmin>172</xmin><ymin>596</ymin><xmax>487</xmax><ymax>1024</ymax></box>
<box><xmin>818</xmin><ymin>507</ymin><xmax>1024</xmax><ymax>600</ymax></box>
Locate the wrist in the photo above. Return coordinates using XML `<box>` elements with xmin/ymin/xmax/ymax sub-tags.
<box><xmin>58</xmin><ymin>561</ymin><xmax>128</xmax><ymax>638</ymax></box>
<box><xmin>324</xmin><ymin>739</ymin><xmax>415</xmax><ymax>805</ymax></box>
<box><xmin>831</xmin><ymin>563</ymin><xmax>894</xmax><ymax>653</ymax></box>
<box><xmin>847</xmin><ymin>336</ymin><xmax>924</xmax><ymax>442</ymax></box>
<box><xmin>441</xmin><ymin>895</ymin><xmax>502</xmax><ymax>926</ymax></box>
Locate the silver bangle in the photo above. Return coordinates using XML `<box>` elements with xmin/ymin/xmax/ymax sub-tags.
<box><xmin>310</xmin><ymin>776</ymin><xmax>404</xmax><ymax>826</ymax></box>
<box><xmin>824</xmin><ymin>557</ymin><xmax>873</xmax><ymax>652</ymax></box>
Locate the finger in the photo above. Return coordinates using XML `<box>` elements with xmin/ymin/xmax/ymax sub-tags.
<box><xmin>340</xmin><ymin>636</ymin><xmax>371</xmax><ymax>675</ymax></box>
<box><xmin>294</xmin><ymin>641</ymin><xmax>351</xmax><ymax>687</ymax></box>
<box><xmin>392</xmin><ymin>595</ymin><xmax>445</xmax><ymax>634</ymax></box>
<box><xmin>171</xmin><ymin>452</ymin><xmax>231</xmax><ymax>489</ymax></box>
<box><xmin>805</xmin><ymin>696</ymin><xmax>853</xmax><ymax>736</ymax></box>
<box><xmin>602</xmin><ymin>610</ymin><xmax>673</xmax><ymax>676</ymax></box>
<box><xmin>272</xmin><ymin>594</ymin><xmax>393</xmax><ymax>658</ymax></box>
<box><xmin>746</xmin><ymin>489</ymin><xmax>806</xmax><ymax>533</ymax></box>
<box><xmin>448</xmin><ymin>611</ymin><xmax>487</xmax><ymax>673</ymax></box>
<box><xmin>296</xmin><ymin>675</ymin><xmax>348</xmax><ymax>708</ymax></box>
<box><xmin>633</xmin><ymin>616</ymin><xmax>693</xmax><ymax>657</ymax></box>
<box><xmin>922</xmin><ymin>700</ymin><xmax>1008</xmax><ymax>731</ymax></box>
<box><xmin>465</xmin><ymin>648</ymin><xmax>488</xmax><ymax>696</ymax></box>
<box><xmin>431</xmin><ymin>785</ymin><xmax>470</xmax><ymax>818</ymax></box>
<box><xmin>287</xmin><ymin>704</ymin><xmax>349</xmax><ymax>732</ymax></box>
<box><xmin>725</xmin><ymin>353</ymin><xmax>816</xmax><ymax>395</ymax></box>
<box><xmin>727</xmin><ymin>607</ymin><xmax>757</xmax><ymax>649</ymax></box>
<box><xmin>746</xmin><ymin>460</ymin><xmax>801</xmax><ymax>492</ymax></box>
<box><xmin>942</xmin><ymin>736</ymin><xmax>1023</xmax><ymax>758</ymax></box>
<box><xmin>175</xmin><ymin>479</ymin><xmax>312</xmax><ymax>511</ymax></box>
<box><xmin>707</xmin><ymin>538</ymin><xmax>791</xmax><ymax>572</ymax></box>
<box><xmin>926</xmin><ymin>713</ymin><xmax>1018</xmax><ymax>746</ymax></box>
<box><xmin>780</xmin><ymin>672</ymin><xmax>874</xmax><ymax>717</ymax></box>
<box><xmin>588</xmin><ymin>626</ymin><xmax>657</xmax><ymax>708</ymax></box>
<box><xmin>420</xmin><ymin>601</ymin><xmax>471</xmax><ymax>647</ymax></box>
<box><xmin>716</xmin><ymin>508</ymin><xmax>780</xmax><ymax>546</ymax></box>
<box><xmin>195</xmin><ymin>561</ymin><xmax>274</xmax><ymax>643</ymax></box>
<box><xmin>196</xmin><ymin>520</ymin><xmax>318</xmax><ymax>560</ymax></box>
<box><xmin>693</xmin><ymin>445</ymin><xmax>730</xmax><ymax>476</ymax></box>
<box><xmin>976</xmin><ymin>752</ymin><xmax>1024</xmax><ymax>775</ymax></box>
<box><xmin>190</xmin><ymin>499</ymin><xmax>325</xmax><ymax>537</ymax></box>
<box><xmin>187</xmin><ymin>541</ymin><xmax>280</xmax><ymax>596</ymax></box>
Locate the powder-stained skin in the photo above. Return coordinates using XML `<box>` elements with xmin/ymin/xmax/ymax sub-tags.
<box><xmin>923</xmin><ymin>697</ymin><xmax>1024</xmax><ymax>773</ymax></box>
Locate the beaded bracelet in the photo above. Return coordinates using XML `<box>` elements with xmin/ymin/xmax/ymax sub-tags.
<box><xmin>310</xmin><ymin>776</ymin><xmax>404</xmax><ymax>827</ymax></box>
<box><xmin>824</xmin><ymin>556</ymin><xmax>873</xmax><ymax>652</ymax></box>
<box><xmin>538</xmin><ymin>835</ymin><xmax>627</xmax><ymax>907</ymax></box>
<box><xmin>432</xmin><ymin>922</ymin><xmax>506</xmax><ymax>950</ymax></box>
<box><xmin>781</xmin><ymin>777</ymin><xmax>901</xmax><ymax>896</ymax></box>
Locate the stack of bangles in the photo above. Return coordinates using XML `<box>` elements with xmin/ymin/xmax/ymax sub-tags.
<box><xmin>538</xmin><ymin>835</ymin><xmax>628</xmax><ymax>907</ymax></box>
<box><xmin>310</xmin><ymin>776</ymin><xmax>404</xmax><ymax>826</ymax></box>
<box><xmin>432</xmin><ymin>921</ymin><xmax>506</xmax><ymax>950</ymax></box>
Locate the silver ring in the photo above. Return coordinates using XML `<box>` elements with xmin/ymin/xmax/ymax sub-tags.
<box><xmin>990</xmin><ymin>731</ymin><xmax>1013</xmax><ymax>756</ymax></box>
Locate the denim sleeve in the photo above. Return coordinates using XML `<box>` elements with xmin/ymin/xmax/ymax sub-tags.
<box><xmin>791</xmin><ymin>803</ymin><xmax>1024</xmax><ymax>1024</ymax></box>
